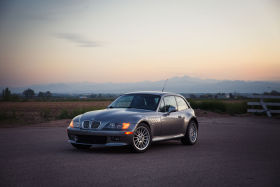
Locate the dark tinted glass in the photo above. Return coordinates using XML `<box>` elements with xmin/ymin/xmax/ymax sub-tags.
<box><xmin>109</xmin><ymin>94</ymin><xmax>161</xmax><ymax>111</ymax></box>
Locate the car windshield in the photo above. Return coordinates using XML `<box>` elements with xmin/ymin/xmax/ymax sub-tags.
<box><xmin>109</xmin><ymin>94</ymin><xmax>161</xmax><ymax>111</ymax></box>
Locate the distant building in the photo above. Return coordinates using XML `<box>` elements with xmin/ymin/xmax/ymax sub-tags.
<box><xmin>215</xmin><ymin>93</ymin><xmax>230</xmax><ymax>99</ymax></box>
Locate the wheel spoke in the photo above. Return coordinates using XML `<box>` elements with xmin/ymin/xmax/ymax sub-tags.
<box><xmin>189</xmin><ymin>124</ymin><xmax>197</xmax><ymax>142</ymax></box>
<box><xmin>133</xmin><ymin>126</ymin><xmax>150</xmax><ymax>151</ymax></box>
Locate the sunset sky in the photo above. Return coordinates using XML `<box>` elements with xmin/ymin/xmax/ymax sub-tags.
<box><xmin>0</xmin><ymin>0</ymin><xmax>279</xmax><ymax>87</ymax></box>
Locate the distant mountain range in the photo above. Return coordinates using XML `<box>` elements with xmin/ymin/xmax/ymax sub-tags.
<box><xmin>2</xmin><ymin>76</ymin><xmax>280</xmax><ymax>94</ymax></box>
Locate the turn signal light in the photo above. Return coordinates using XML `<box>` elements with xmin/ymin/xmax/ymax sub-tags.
<box><xmin>125</xmin><ymin>132</ymin><xmax>133</xmax><ymax>135</ymax></box>
<box><xmin>69</xmin><ymin>121</ymin><xmax>74</xmax><ymax>128</ymax></box>
<box><xmin>122</xmin><ymin>123</ymin><xmax>130</xmax><ymax>129</ymax></box>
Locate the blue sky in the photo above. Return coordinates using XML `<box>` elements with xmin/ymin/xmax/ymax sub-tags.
<box><xmin>0</xmin><ymin>0</ymin><xmax>280</xmax><ymax>86</ymax></box>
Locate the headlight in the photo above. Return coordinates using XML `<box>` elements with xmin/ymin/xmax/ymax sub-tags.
<box><xmin>69</xmin><ymin>120</ymin><xmax>80</xmax><ymax>128</ymax></box>
<box><xmin>104</xmin><ymin>122</ymin><xmax>130</xmax><ymax>130</ymax></box>
<box><xmin>69</xmin><ymin>121</ymin><xmax>74</xmax><ymax>128</ymax></box>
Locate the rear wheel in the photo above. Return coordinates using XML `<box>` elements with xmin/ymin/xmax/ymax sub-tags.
<box><xmin>181</xmin><ymin>120</ymin><xmax>198</xmax><ymax>145</ymax></box>
<box><xmin>71</xmin><ymin>143</ymin><xmax>91</xmax><ymax>149</ymax></box>
<box><xmin>131</xmin><ymin>123</ymin><xmax>151</xmax><ymax>153</ymax></box>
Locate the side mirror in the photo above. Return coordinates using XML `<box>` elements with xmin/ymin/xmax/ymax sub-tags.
<box><xmin>168</xmin><ymin>106</ymin><xmax>177</xmax><ymax>113</ymax></box>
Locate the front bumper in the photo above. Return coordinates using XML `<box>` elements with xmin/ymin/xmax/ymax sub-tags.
<box><xmin>67</xmin><ymin>127</ymin><xmax>133</xmax><ymax>147</ymax></box>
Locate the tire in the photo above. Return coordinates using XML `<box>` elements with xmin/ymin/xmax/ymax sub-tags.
<box><xmin>181</xmin><ymin>120</ymin><xmax>198</xmax><ymax>145</ymax></box>
<box><xmin>71</xmin><ymin>143</ymin><xmax>91</xmax><ymax>150</ymax></box>
<box><xmin>131</xmin><ymin>123</ymin><xmax>151</xmax><ymax>153</ymax></box>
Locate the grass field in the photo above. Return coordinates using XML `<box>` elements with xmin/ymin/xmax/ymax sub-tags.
<box><xmin>188</xmin><ymin>99</ymin><xmax>248</xmax><ymax>115</ymax></box>
<box><xmin>0</xmin><ymin>101</ymin><xmax>111</xmax><ymax>126</ymax></box>
<box><xmin>0</xmin><ymin>98</ymin><xmax>278</xmax><ymax>126</ymax></box>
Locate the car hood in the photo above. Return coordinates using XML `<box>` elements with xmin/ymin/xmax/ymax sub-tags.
<box><xmin>79</xmin><ymin>108</ymin><xmax>153</xmax><ymax>124</ymax></box>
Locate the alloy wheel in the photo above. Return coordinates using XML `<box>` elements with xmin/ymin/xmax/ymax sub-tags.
<box><xmin>189</xmin><ymin>122</ymin><xmax>197</xmax><ymax>143</ymax></box>
<box><xmin>133</xmin><ymin>126</ymin><xmax>150</xmax><ymax>151</ymax></box>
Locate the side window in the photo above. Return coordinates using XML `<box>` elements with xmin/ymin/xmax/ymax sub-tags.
<box><xmin>158</xmin><ymin>99</ymin><xmax>166</xmax><ymax>112</ymax></box>
<box><xmin>175</xmin><ymin>96</ymin><xmax>188</xmax><ymax>111</ymax></box>
<box><xmin>163</xmin><ymin>96</ymin><xmax>177</xmax><ymax>112</ymax></box>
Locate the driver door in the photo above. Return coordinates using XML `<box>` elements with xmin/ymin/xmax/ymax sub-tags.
<box><xmin>159</xmin><ymin>96</ymin><xmax>183</xmax><ymax>136</ymax></box>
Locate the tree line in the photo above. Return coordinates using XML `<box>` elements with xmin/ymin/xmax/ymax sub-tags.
<box><xmin>1</xmin><ymin>88</ymin><xmax>52</xmax><ymax>101</ymax></box>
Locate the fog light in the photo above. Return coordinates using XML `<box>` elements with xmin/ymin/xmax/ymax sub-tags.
<box><xmin>71</xmin><ymin>135</ymin><xmax>78</xmax><ymax>141</ymax></box>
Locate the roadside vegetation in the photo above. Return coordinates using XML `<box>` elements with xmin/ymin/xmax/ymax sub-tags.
<box><xmin>0</xmin><ymin>101</ymin><xmax>110</xmax><ymax>126</ymax></box>
<box><xmin>188</xmin><ymin>99</ymin><xmax>247</xmax><ymax>115</ymax></box>
<box><xmin>1</xmin><ymin>87</ymin><xmax>279</xmax><ymax>126</ymax></box>
<box><xmin>1</xmin><ymin>87</ymin><xmax>117</xmax><ymax>102</ymax></box>
<box><xmin>57</xmin><ymin>106</ymin><xmax>105</xmax><ymax>119</ymax></box>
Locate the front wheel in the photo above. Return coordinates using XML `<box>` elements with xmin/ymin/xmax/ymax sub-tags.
<box><xmin>131</xmin><ymin>123</ymin><xmax>151</xmax><ymax>153</ymax></box>
<box><xmin>181</xmin><ymin>120</ymin><xmax>198</xmax><ymax>145</ymax></box>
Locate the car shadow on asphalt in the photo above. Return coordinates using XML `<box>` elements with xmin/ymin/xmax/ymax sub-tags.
<box><xmin>64</xmin><ymin>140</ymin><xmax>186</xmax><ymax>154</ymax></box>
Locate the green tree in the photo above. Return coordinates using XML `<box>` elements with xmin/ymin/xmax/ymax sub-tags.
<box><xmin>2</xmin><ymin>87</ymin><xmax>12</xmax><ymax>101</ymax></box>
<box><xmin>38</xmin><ymin>91</ymin><xmax>45</xmax><ymax>98</ymax></box>
<box><xmin>45</xmin><ymin>91</ymin><xmax>52</xmax><ymax>98</ymax></box>
<box><xmin>38</xmin><ymin>91</ymin><xmax>52</xmax><ymax>100</ymax></box>
<box><xmin>270</xmin><ymin>90</ymin><xmax>280</xmax><ymax>96</ymax></box>
<box><xmin>23</xmin><ymin>88</ymin><xmax>35</xmax><ymax>98</ymax></box>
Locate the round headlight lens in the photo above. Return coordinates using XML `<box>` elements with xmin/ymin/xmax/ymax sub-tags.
<box><xmin>107</xmin><ymin>122</ymin><xmax>117</xmax><ymax>128</ymax></box>
<box><xmin>105</xmin><ymin>122</ymin><xmax>130</xmax><ymax>130</ymax></box>
<box><xmin>73</xmin><ymin>121</ymin><xmax>80</xmax><ymax>128</ymax></box>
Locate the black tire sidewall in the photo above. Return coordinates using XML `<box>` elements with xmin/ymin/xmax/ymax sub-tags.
<box><xmin>181</xmin><ymin>120</ymin><xmax>198</xmax><ymax>145</ymax></box>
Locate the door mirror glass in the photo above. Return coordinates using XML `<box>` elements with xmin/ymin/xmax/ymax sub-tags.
<box><xmin>168</xmin><ymin>106</ymin><xmax>177</xmax><ymax>113</ymax></box>
<box><xmin>163</xmin><ymin>96</ymin><xmax>178</xmax><ymax>113</ymax></box>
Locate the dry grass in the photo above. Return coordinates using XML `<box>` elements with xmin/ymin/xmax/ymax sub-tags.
<box><xmin>0</xmin><ymin>101</ymin><xmax>111</xmax><ymax>126</ymax></box>
<box><xmin>1</xmin><ymin>99</ymin><xmax>269</xmax><ymax>127</ymax></box>
<box><xmin>188</xmin><ymin>99</ymin><xmax>248</xmax><ymax>114</ymax></box>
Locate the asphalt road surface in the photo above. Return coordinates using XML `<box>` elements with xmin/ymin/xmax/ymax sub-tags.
<box><xmin>0</xmin><ymin>117</ymin><xmax>280</xmax><ymax>187</ymax></box>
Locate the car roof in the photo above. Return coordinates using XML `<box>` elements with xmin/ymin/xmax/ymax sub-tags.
<box><xmin>125</xmin><ymin>91</ymin><xmax>183</xmax><ymax>97</ymax></box>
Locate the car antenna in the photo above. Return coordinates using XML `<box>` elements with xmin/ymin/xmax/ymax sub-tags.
<box><xmin>162</xmin><ymin>79</ymin><xmax>168</xmax><ymax>92</ymax></box>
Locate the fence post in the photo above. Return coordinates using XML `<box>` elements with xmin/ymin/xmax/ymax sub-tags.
<box><xmin>247</xmin><ymin>95</ymin><xmax>280</xmax><ymax>117</ymax></box>
<box><xmin>260</xmin><ymin>99</ymin><xmax>271</xmax><ymax>117</ymax></box>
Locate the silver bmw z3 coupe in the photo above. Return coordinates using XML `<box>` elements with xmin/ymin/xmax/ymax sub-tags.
<box><xmin>67</xmin><ymin>91</ymin><xmax>198</xmax><ymax>153</ymax></box>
